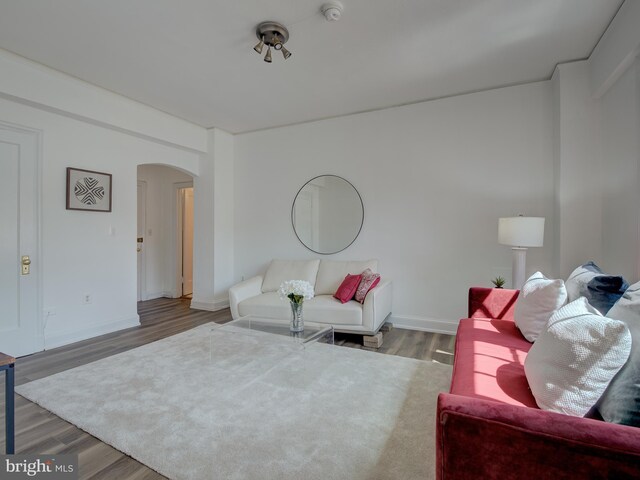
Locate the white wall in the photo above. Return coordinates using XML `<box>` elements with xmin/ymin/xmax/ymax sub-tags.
<box><xmin>2</xmin><ymin>1</ymin><xmax>637</xmax><ymax>347</ymax></box>
<box><xmin>552</xmin><ymin>61</ymin><xmax>603</xmax><ymax>279</ymax></box>
<box><xmin>191</xmin><ymin>128</ymin><xmax>235</xmax><ymax>311</ymax></box>
<box><xmin>0</xmin><ymin>47</ymin><xmax>212</xmax><ymax>350</ymax></box>
<box><xmin>235</xmin><ymin>82</ymin><xmax>555</xmax><ymax>332</ymax></box>
<box><xmin>0</xmin><ymin>88</ymin><xmax>202</xmax><ymax>350</ymax></box>
<box><xmin>599</xmin><ymin>58</ymin><xmax>640</xmax><ymax>282</ymax></box>
<box><xmin>589</xmin><ymin>0</ymin><xmax>640</xmax><ymax>98</ymax></box>
<box><xmin>0</xmin><ymin>48</ymin><xmax>206</xmax><ymax>152</ymax></box>
<box><xmin>587</xmin><ymin>0</ymin><xmax>640</xmax><ymax>283</ymax></box>
<box><xmin>212</xmin><ymin>129</ymin><xmax>235</xmax><ymax>299</ymax></box>
<box><xmin>137</xmin><ymin>164</ymin><xmax>192</xmax><ymax>299</ymax></box>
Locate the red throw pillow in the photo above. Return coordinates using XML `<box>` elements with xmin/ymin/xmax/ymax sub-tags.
<box><xmin>334</xmin><ymin>274</ymin><xmax>362</xmax><ymax>303</ymax></box>
<box><xmin>355</xmin><ymin>269</ymin><xmax>381</xmax><ymax>303</ymax></box>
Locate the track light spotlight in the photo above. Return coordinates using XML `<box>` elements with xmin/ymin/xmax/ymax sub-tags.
<box><xmin>281</xmin><ymin>46</ymin><xmax>291</xmax><ymax>59</ymax></box>
<box><xmin>253</xmin><ymin>36</ymin><xmax>264</xmax><ymax>54</ymax></box>
<box><xmin>264</xmin><ymin>45</ymin><xmax>272</xmax><ymax>63</ymax></box>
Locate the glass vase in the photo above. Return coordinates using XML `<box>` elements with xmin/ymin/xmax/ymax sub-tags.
<box><xmin>290</xmin><ymin>300</ymin><xmax>304</xmax><ymax>333</ymax></box>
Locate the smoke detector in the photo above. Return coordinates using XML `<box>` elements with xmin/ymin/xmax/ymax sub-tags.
<box><xmin>322</xmin><ymin>1</ymin><xmax>344</xmax><ymax>21</ymax></box>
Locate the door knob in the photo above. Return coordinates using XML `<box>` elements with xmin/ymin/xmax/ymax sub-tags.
<box><xmin>21</xmin><ymin>255</ymin><xmax>31</xmax><ymax>275</ymax></box>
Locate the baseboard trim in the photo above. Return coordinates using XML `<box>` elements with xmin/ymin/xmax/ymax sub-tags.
<box><xmin>143</xmin><ymin>291</ymin><xmax>175</xmax><ymax>301</ymax></box>
<box><xmin>190</xmin><ymin>297</ymin><xmax>230</xmax><ymax>312</ymax></box>
<box><xmin>45</xmin><ymin>315</ymin><xmax>141</xmax><ymax>350</ymax></box>
<box><xmin>390</xmin><ymin>315</ymin><xmax>457</xmax><ymax>335</ymax></box>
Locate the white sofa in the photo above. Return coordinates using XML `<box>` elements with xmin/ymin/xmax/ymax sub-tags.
<box><xmin>229</xmin><ymin>259</ymin><xmax>392</xmax><ymax>335</ymax></box>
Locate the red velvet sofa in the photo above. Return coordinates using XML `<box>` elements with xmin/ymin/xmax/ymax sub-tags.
<box><xmin>436</xmin><ymin>287</ymin><xmax>640</xmax><ymax>479</ymax></box>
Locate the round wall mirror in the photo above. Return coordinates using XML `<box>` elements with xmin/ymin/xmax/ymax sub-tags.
<box><xmin>291</xmin><ymin>175</ymin><xmax>364</xmax><ymax>255</ymax></box>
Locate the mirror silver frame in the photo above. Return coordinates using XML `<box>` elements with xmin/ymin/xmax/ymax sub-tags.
<box><xmin>291</xmin><ymin>175</ymin><xmax>364</xmax><ymax>255</ymax></box>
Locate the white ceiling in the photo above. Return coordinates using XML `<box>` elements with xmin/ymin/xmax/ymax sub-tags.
<box><xmin>0</xmin><ymin>0</ymin><xmax>623</xmax><ymax>133</ymax></box>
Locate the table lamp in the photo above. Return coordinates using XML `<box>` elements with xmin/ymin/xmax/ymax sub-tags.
<box><xmin>498</xmin><ymin>215</ymin><xmax>545</xmax><ymax>290</ymax></box>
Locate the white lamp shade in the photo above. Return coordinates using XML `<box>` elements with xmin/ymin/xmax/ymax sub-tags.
<box><xmin>498</xmin><ymin>216</ymin><xmax>545</xmax><ymax>247</ymax></box>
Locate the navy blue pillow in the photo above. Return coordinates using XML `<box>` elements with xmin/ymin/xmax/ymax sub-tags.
<box><xmin>596</xmin><ymin>282</ymin><xmax>640</xmax><ymax>426</ymax></box>
<box><xmin>565</xmin><ymin>262</ymin><xmax>628</xmax><ymax>314</ymax></box>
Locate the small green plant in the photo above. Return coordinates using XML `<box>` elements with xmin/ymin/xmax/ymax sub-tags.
<box><xmin>491</xmin><ymin>276</ymin><xmax>506</xmax><ymax>288</ymax></box>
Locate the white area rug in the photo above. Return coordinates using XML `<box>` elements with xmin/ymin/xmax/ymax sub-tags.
<box><xmin>17</xmin><ymin>324</ymin><xmax>452</xmax><ymax>480</ymax></box>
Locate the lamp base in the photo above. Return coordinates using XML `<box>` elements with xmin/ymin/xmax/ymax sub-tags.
<box><xmin>511</xmin><ymin>247</ymin><xmax>528</xmax><ymax>290</ymax></box>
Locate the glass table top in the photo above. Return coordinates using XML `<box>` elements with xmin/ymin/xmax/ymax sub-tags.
<box><xmin>212</xmin><ymin>315</ymin><xmax>334</xmax><ymax>346</ymax></box>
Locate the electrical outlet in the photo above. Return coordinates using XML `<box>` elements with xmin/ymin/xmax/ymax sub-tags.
<box><xmin>83</xmin><ymin>294</ymin><xmax>93</xmax><ymax>305</ymax></box>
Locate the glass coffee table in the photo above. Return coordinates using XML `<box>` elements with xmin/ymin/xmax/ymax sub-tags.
<box><xmin>212</xmin><ymin>315</ymin><xmax>334</xmax><ymax>347</ymax></box>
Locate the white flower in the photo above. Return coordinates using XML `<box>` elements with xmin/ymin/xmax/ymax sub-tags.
<box><xmin>278</xmin><ymin>280</ymin><xmax>314</xmax><ymax>303</ymax></box>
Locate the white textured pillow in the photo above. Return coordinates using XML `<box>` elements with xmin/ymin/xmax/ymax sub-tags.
<box><xmin>514</xmin><ymin>272</ymin><xmax>567</xmax><ymax>342</ymax></box>
<box><xmin>524</xmin><ymin>297</ymin><xmax>631</xmax><ymax>417</ymax></box>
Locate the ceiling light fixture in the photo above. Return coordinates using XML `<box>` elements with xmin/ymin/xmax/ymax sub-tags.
<box><xmin>253</xmin><ymin>21</ymin><xmax>291</xmax><ymax>63</ymax></box>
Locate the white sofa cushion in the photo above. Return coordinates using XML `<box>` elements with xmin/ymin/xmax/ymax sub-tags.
<box><xmin>238</xmin><ymin>293</ymin><xmax>363</xmax><ymax>327</ymax></box>
<box><xmin>315</xmin><ymin>259</ymin><xmax>378</xmax><ymax>295</ymax></box>
<box><xmin>304</xmin><ymin>295</ymin><xmax>363</xmax><ymax>326</ymax></box>
<box><xmin>261</xmin><ymin>259</ymin><xmax>320</xmax><ymax>293</ymax></box>
<box><xmin>238</xmin><ymin>292</ymin><xmax>290</xmax><ymax>318</ymax></box>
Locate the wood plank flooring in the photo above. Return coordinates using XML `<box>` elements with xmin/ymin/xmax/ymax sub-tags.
<box><xmin>1</xmin><ymin>298</ymin><xmax>455</xmax><ymax>479</ymax></box>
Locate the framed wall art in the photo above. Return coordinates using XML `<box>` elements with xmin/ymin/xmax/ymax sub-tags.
<box><xmin>66</xmin><ymin>167</ymin><xmax>112</xmax><ymax>212</ymax></box>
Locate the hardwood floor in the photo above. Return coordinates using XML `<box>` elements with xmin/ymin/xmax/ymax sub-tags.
<box><xmin>1</xmin><ymin>298</ymin><xmax>455</xmax><ymax>479</ymax></box>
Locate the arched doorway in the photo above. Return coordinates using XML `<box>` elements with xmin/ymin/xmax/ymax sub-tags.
<box><xmin>136</xmin><ymin>164</ymin><xmax>194</xmax><ymax>301</ymax></box>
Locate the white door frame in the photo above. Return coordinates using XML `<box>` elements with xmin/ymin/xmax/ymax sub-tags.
<box><xmin>0</xmin><ymin>120</ymin><xmax>43</xmax><ymax>355</ymax></box>
<box><xmin>174</xmin><ymin>181</ymin><xmax>194</xmax><ymax>297</ymax></box>
<box><xmin>637</xmin><ymin>58</ymin><xmax>640</xmax><ymax>280</ymax></box>
<box><xmin>137</xmin><ymin>180</ymin><xmax>147</xmax><ymax>301</ymax></box>
<box><xmin>181</xmin><ymin>187</ymin><xmax>194</xmax><ymax>296</ymax></box>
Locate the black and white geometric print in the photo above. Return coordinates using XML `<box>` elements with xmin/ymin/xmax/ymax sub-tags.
<box><xmin>74</xmin><ymin>177</ymin><xmax>106</xmax><ymax>205</ymax></box>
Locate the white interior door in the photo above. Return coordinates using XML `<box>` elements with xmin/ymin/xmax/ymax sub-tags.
<box><xmin>0</xmin><ymin>125</ymin><xmax>41</xmax><ymax>357</ymax></box>
<box><xmin>182</xmin><ymin>188</ymin><xmax>194</xmax><ymax>296</ymax></box>
<box><xmin>137</xmin><ymin>181</ymin><xmax>147</xmax><ymax>301</ymax></box>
